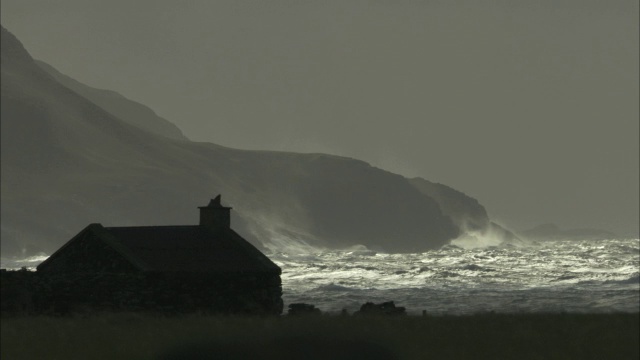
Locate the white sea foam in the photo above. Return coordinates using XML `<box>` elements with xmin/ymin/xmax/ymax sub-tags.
<box><xmin>276</xmin><ymin>238</ymin><xmax>640</xmax><ymax>314</ymax></box>
<box><xmin>0</xmin><ymin>254</ymin><xmax>49</xmax><ymax>271</ymax></box>
<box><xmin>2</xmin><ymin>238</ymin><xmax>638</xmax><ymax>315</ymax></box>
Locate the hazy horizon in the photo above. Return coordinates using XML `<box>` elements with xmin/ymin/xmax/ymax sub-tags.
<box><xmin>1</xmin><ymin>0</ymin><xmax>638</xmax><ymax>236</ymax></box>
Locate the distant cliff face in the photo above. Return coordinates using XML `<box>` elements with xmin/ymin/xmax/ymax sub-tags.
<box><xmin>1</xmin><ymin>25</ymin><xmax>464</xmax><ymax>256</ymax></box>
<box><xmin>408</xmin><ymin>177</ymin><xmax>489</xmax><ymax>231</ymax></box>
<box><xmin>1</xmin><ymin>26</ymin><xmax>33</xmax><ymax>65</ymax></box>
<box><xmin>35</xmin><ymin>60</ymin><xmax>188</xmax><ymax>141</ymax></box>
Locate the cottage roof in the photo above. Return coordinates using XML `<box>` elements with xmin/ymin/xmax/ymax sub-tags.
<box><xmin>38</xmin><ymin>196</ymin><xmax>280</xmax><ymax>274</ymax></box>
<box><xmin>38</xmin><ymin>224</ymin><xmax>281</xmax><ymax>274</ymax></box>
<box><xmin>104</xmin><ymin>225</ymin><xmax>279</xmax><ymax>273</ymax></box>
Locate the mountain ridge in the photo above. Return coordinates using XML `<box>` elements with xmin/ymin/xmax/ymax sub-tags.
<box><xmin>1</xmin><ymin>25</ymin><xmax>507</xmax><ymax>257</ymax></box>
<box><xmin>34</xmin><ymin>60</ymin><xmax>188</xmax><ymax>141</ymax></box>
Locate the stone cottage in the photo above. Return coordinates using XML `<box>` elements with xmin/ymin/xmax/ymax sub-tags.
<box><xmin>35</xmin><ymin>196</ymin><xmax>283</xmax><ymax>315</ymax></box>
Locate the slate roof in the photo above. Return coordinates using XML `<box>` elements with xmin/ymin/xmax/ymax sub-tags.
<box><xmin>102</xmin><ymin>225</ymin><xmax>280</xmax><ymax>273</ymax></box>
<box><xmin>38</xmin><ymin>223</ymin><xmax>281</xmax><ymax>274</ymax></box>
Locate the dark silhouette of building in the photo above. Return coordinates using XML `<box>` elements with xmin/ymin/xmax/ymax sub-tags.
<box><xmin>34</xmin><ymin>196</ymin><xmax>283</xmax><ymax>315</ymax></box>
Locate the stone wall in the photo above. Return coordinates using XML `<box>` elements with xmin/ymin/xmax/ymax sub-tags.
<box><xmin>1</xmin><ymin>269</ymin><xmax>283</xmax><ymax>316</ymax></box>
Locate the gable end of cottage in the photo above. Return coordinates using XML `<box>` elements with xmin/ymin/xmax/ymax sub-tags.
<box><xmin>37</xmin><ymin>224</ymin><xmax>140</xmax><ymax>274</ymax></box>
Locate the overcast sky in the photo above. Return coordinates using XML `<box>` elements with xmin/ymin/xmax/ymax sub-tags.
<box><xmin>2</xmin><ymin>0</ymin><xmax>638</xmax><ymax>235</ymax></box>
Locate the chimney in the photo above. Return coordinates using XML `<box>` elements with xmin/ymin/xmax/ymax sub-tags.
<box><xmin>198</xmin><ymin>195</ymin><xmax>232</xmax><ymax>231</ymax></box>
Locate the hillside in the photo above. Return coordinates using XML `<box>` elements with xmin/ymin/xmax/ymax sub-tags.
<box><xmin>1</xmin><ymin>25</ymin><xmax>511</xmax><ymax>258</ymax></box>
<box><xmin>34</xmin><ymin>60</ymin><xmax>188</xmax><ymax>141</ymax></box>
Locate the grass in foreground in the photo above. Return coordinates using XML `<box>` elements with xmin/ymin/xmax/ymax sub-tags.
<box><xmin>1</xmin><ymin>312</ymin><xmax>638</xmax><ymax>360</ymax></box>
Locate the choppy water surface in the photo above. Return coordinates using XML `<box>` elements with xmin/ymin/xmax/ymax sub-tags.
<box><xmin>271</xmin><ymin>238</ymin><xmax>639</xmax><ymax>315</ymax></box>
<box><xmin>2</xmin><ymin>238</ymin><xmax>638</xmax><ymax>315</ymax></box>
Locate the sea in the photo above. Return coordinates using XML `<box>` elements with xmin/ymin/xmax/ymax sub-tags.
<box><xmin>270</xmin><ymin>237</ymin><xmax>639</xmax><ymax>315</ymax></box>
<box><xmin>3</xmin><ymin>238</ymin><xmax>638</xmax><ymax>316</ymax></box>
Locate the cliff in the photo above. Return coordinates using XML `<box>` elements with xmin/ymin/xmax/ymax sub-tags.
<box><xmin>2</xmin><ymin>25</ymin><xmax>462</xmax><ymax>256</ymax></box>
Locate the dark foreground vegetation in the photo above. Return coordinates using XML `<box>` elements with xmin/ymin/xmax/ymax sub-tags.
<box><xmin>2</xmin><ymin>312</ymin><xmax>638</xmax><ymax>360</ymax></box>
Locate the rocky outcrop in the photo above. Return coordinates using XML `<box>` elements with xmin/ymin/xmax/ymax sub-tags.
<box><xmin>288</xmin><ymin>303</ymin><xmax>322</xmax><ymax>316</ymax></box>
<box><xmin>354</xmin><ymin>301</ymin><xmax>406</xmax><ymax>316</ymax></box>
